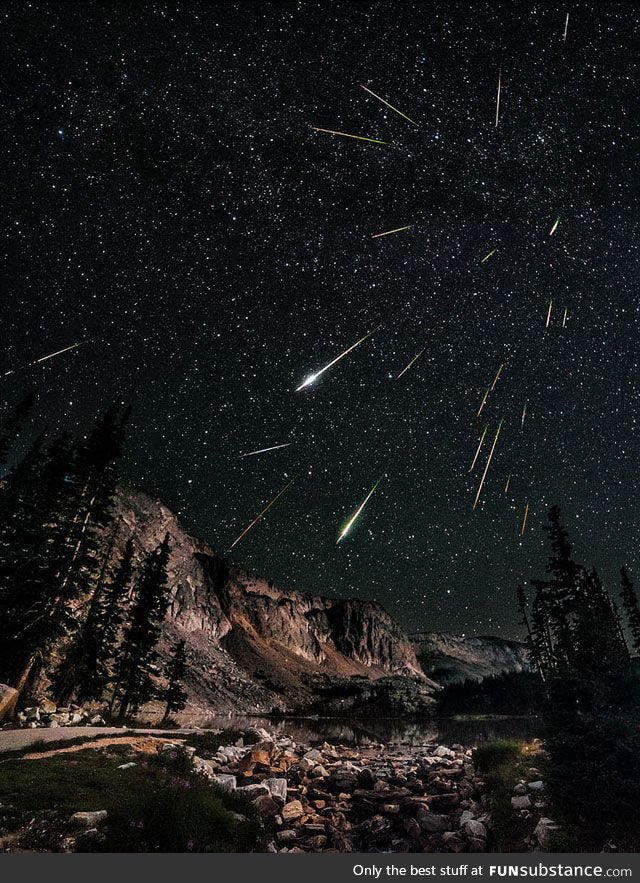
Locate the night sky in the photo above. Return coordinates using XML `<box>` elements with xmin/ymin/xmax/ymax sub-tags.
<box><xmin>3</xmin><ymin>2</ymin><xmax>640</xmax><ymax>637</ymax></box>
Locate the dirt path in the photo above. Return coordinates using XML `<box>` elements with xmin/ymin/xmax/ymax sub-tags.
<box><xmin>20</xmin><ymin>734</ymin><xmax>186</xmax><ymax>760</ymax></box>
<box><xmin>0</xmin><ymin>725</ymin><xmax>196</xmax><ymax>754</ymax></box>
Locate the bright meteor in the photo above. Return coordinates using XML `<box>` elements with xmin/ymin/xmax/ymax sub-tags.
<box><xmin>371</xmin><ymin>224</ymin><xmax>413</xmax><ymax>239</ymax></box>
<box><xmin>550</xmin><ymin>216</ymin><xmax>561</xmax><ymax>236</ymax></box>
<box><xmin>3</xmin><ymin>341</ymin><xmax>84</xmax><ymax>377</ymax></box>
<box><xmin>469</xmin><ymin>424</ymin><xmax>488</xmax><ymax>472</ymax></box>
<box><xmin>311</xmin><ymin>126</ymin><xmax>389</xmax><ymax>145</ymax></box>
<box><xmin>238</xmin><ymin>442</ymin><xmax>291</xmax><ymax>459</ymax></box>
<box><xmin>228</xmin><ymin>477</ymin><xmax>296</xmax><ymax>550</ymax></box>
<box><xmin>495</xmin><ymin>67</ymin><xmax>502</xmax><ymax>127</ymax></box>
<box><xmin>473</xmin><ymin>418</ymin><xmax>503</xmax><ymax>510</ymax></box>
<box><xmin>296</xmin><ymin>327</ymin><xmax>379</xmax><ymax>391</ymax></box>
<box><xmin>360</xmin><ymin>85</ymin><xmax>416</xmax><ymax>125</ymax></box>
<box><xmin>396</xmin><ymin>348</ymin><xmax>425</xmax><ymax>379</ymax></box>
<box><xmin>481</xmin><ymin>248</ymin><xmax>497</xmax><ymax>263</ymax></box>
<box><xmin>337</xmin><ymin>479</ymin><xmax>382</xmax><ymax>544</ymax></box>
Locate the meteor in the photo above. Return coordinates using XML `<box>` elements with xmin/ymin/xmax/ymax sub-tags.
<box><xmin>360</xmin><ymin>85</ymin><xmax>416</xmax><ymax>125</ymax></box>
<box><xmin>495</xmin><ymin>67</ymin><xmax>502</xmax><ymax>127</ymax></box>
<box><xmin>396</xmin><ymin>348</ymin><xmax>425</xmax><ymax>379</ymax></box>
<box><xmin>563</xmin><ymin>12</ymin><xmax>569</xmax><ymax>42</ymax></box>
<box><xmin>491</xmin><ymin>363</ymin><xmax>504</xmax><ymax>391</ymax></box>
<box><xmin>562</xmin><ymin>307</ymin><xmax>568</xmax><ymax>328</ymax></box>
<box><xmin>371</xmin><ymin>224</ymin><xmax>413</xmax><ymax>239</ymax></box>
<box><xmin>337</xmin><ymin>478</ymin><xmax>382</xmax><ymax>544</ymax></box>
<box><xmin>3</xmin><ymin>341</ymin><xmax>84</xmax><ymax>377</ymax></box>
<box><xmin>505</xmin><ymin>473</ymin><xmax>511</xmax><ymax>494</ymax></box>
<box><xmin>469</xmin><ymin>424</ymin><xmax>488</xmax><ymax>472</ymax></box>
<box><xmin>549</xmin><ymin>216</ymin><xmax>560</xmax><ymax>236</ymax></box>
<box><xmin>481</xmin><ymin>248</ymin><xmax>497</xmax><ymax>264</ymax></box>
<box><xmin>521</xmin><ymin>401</ymin><xmax>527</xmax><ymax>429</ymax></box>
<box><xmin>296</xmin><ymin>326</ymin><xmax>380</xmax><ymax>391</ymax></box>
<box><xmin>473</xmin><ymin>419</ymin><xmax>503</xmax><ymax>510</ymax></box>
<box><xmin>520</xmin><ymin>501</ymin><xmax>530</xmax><ymax>536</ymax></box>
<box><xmin>546</xmin><ymin>299</ymin><xmax>553</xmax><ymax>328</ymax></box>
<box><xmin>238</xmin><ymin>442</ymin><xmax>291</xmax><ymax>459</ymax></box>
<box><xmin>477</xmin><ymin>386</ymin><xmax>490</xmax><ymax>417</ymax></box>
<box><xmin>311</xmin><ymin>126</ymin><xmax>388</xmax><ymax>145</ymax></box>
<box><xmin>228</xmin><ymin>477</ymin><xmax>296</xmax><ymax>550</ymax></box>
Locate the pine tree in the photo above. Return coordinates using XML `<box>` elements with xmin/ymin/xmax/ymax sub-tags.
<box><xmin>161</xmin><ymin>638</ymin><xmax>188</xmax><ymax>722</ymax></box>
<box><xmin>0</xmin><ymin>390</ymin><xmax>36</xmax><ymax>468</ymax></box>
<box><xmin>112</xmin><ymin>535</ymin><xmax>172</xmax><ymax>720</ymax></box>
<box><xmin>620</xmin><ymin>567</ymin><xmax>640</xmax><ymax>654</ymax></box>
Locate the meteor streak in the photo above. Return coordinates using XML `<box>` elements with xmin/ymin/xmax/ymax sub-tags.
<box><xmin>371</xmin><ymin>224</ymin><xmax>413</xmax><ymax>238</ymax></box>
<box><xmin>546</xmin><ymin>299</ymin><xmax>553</xmax><ymax>328</ymax></box>
<box><xmin>473</xmin><ymin>419</ymin><xmax>503</xmax><ymax>510</ymax></box>
<box><xmin>505</xmin><ymin>473</ymin><xmax>511</xmax><ymax>494</ymax></box>
<box><xmin>3</xmin><ymin>341</ymin><xmax>84</xmax><ymax>377</ymax></box>
<box><xmin>491</xmin><ymin>363</ymin><xmax>504</xmax><ymax>391</ymax></box>
<box><xmin>495</xmin><ymin>67</ymin><xmax>502</xmax><ymax>127</ymax></box>
<box><xmin>520</xmin><ymin>501</ymin><xmax>530</xmax><ymax>536</ymax></box>
<box><xmin>469</xmin><ymin>424</ymin><xmax>488</xmax><ymax>472</ymax></box>
<box><xmin>228</xmin><ymin>477</ymin><xmax>296</xmax><ymax>550</ymax></box>
<box><xmin>296</xmin><ymin>327</ymin><xmax>380</xmax><ymax>391</ymax></box>
<box><xmin>521</xmin><ymin>401</ymin><xmax>527</xmax><ymax>429</ymax></box>
<box><xmin>396</xmin><ymin>348</ymin><xmax>425</xmax><ymax>379</ymax></box>
<box><xmin>549</xmin><ymin>216</ymin><xmax>561</xmax><ymax>236</ymax></box>
<box><xmin>310</xmin><ymin>126</ymin><xmax>388</xmax><ymax>145</ymax></box>
<box><xmin>481</xmin><ymin>248</ymin><xmax>497</xmax><ymax>263</ymax></box>
<box><xmin>238</xmin><ymin>442</ymin><xmax>291</xmax><ymax>459</ymax></box>
<box><xmin>477</xmin><ymin>386</ymin><xmax>490</xmax><ymax>417</ymax></box>
<box><xmin>337</xmin><ymin>479</ymin><xmax>382</xmax><ymax>544</ymax></box>
<box><xmin>360</xmin><ymin>85</ymin><xmax>416</xmax><ymax>125</ymax></box>
<box><xmin>562</xmin><ymin>307</ymin><xmax>568</xmax><ymax>328</ymax></box>
<box><xmin>563</xmin><ymin>12</ymin><xmax>569</xmax><ymax>42</ymax></box>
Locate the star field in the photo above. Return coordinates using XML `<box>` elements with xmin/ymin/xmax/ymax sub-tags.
<box><xmin>3</xmin><ymin>2</ymin><xmax>640</xmax><ymax>637</ymax></box>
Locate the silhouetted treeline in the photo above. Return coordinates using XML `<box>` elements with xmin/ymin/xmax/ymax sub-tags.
<box><xmin>0</xmin><ymin>394</ymin><xmax>188</xmax><ymax>721</ymax></box>
<box><xmin>437</xmin><ymin>670</ymin><xmax>544</xmax><ymax>717</ymax></box>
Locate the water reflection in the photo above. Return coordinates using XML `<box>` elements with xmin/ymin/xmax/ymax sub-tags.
<box><xmin>195</xmin><ymin>714</ymin><xmax>541</xmax><ymax>747</ymax></box>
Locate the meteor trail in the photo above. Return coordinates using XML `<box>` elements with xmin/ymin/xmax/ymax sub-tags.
<box><xmin>477</xmin><ymin>386</ymin><xmax>490</xmax><ymax>417</ymax></box>
<box><xmin>520</xmin><ymin>501</ymin><xmax>530</xmax><ymax>536</ymax></box>
<box><xmin>491</xmin><ymin>363</ymin><xmax>504</xmax><ymax>391</ymax></box>
<box><xmin>469</xmin><ymin>424</ymin><xmax>488</xmax><ymax>472</ymax></box>
<box><xmin>296</xmin><ymin>326</ymin><xmax>380</xmax><ymax>391</ymax></box>
<box><xmin>238</xmin><ymin>442</ymin><xmax>291</xmax><ymax>459</ymax></box>
<box><xmin>361</xmin><ymin>85</ymin><xmax>416</xmax><ymax>125</ymax></box>
<box><xmin>371</xmin><ymin>224</ymin><xmax>413</xmax><ymax>238</ymax></box>
<box><xmin>473</xmin><ymin>419</ymin><xmax>503</xmax><ymax>510</ymax></box>
<box><xmin>505</xmin><ymin>473</ymin><xmax>511</xmax><ymax>494</ymax></box>
<box><xmin>481</xmin><ymin>248</ymin><xmax>497</xmax><ymax>263</ymax></box>
<box><xmin>546</xmin><ymin>299</ymin><xmax>553</xmax><ymax>328</ymax></box>
<box><xmin>521</xmin><ymin>401</ymin><xmax>527</xmax><ymax>429</ymax></box>
<box><xmin>563</xmin><ymin>12</ymin><xmax>569</xmax><ymax>42</ymax></box>
<box><xmin>495</xmin><ymin>67</ymin><xmax>502</xmax><ymax>127</ymax></box>
<box><xmin>562</xmin><ymin>307</ymin><xmax>568</xmax><ymax>328</ymax></box>
<box><xmin>3</xmin><ymin>341</ymin><xmax>84</xmax><ymax>377</ymax></box>
<box><xmin>396</xmin><ymin>348</ymin><xmax>425</xmax><ymax>379</ymax></box>
<box><xmin>228</xmin><ymin>477</ymin><xmax>296</xmax><ymax>550</ymax></box>
<box><xmin>337</xmin><ymin>479</ymin><xmax>382</xmax><ymax>544</ymax></box>
<box><xmin>549</xmin><ymin>216</ymin><xmax>561</xmax><ymax>236</ymax></box>
<box><xmin>311</xmin><ymin>126</ymin><xmax>388</xmax><ymax>145</ymax></box>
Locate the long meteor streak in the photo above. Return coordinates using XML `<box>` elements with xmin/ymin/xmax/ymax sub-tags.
<box><xmin>371</xmin><ymin>225</ymin><xmax>413</xmax><ymax>238</ymax></box>
<box><xmin>296</xmin><ymin>327</ymin><xmax>379</xmax><ymax>391</ymax></box>
<box><xmin>238</xmin><ymin>442</ymin><xmax>291</xmax><ymax>459</ymax></box>
<box><xmin>491</xmin><ymin>363</ymin><xmax>504</xmax><ymax>391</ymax></box>
<box><xmin>546</xmin><ymin>299</ymin><xmax>553</xmax><ymax>328</ymax></box>
<box><xmin>469</xmin><ymin>424</ymin><xmax>488</xmax><ymax>472</ymax></box>
<box><xmin>337</xmin><ymin>479</ymin><xmax>381</xmax><ymax>544</ymax></box>
<box><xmin>473</xmin><ymin>419</ymin><xmax>503</xmax><ymax>510</ymax></box>
<box><xmin>360</xmin><ymin>85</ymin><xmax>416</xmax><ymax>125</ymax></box>
<box><xmin>563</xmin><ymin>12</ymin><xmax>569</xmax><ymax>42</ymax></box>
<box><xmin>3</xmin><ymin>341</ymin><xmax>84</xmax><ymax>377</ymax></box>
<box><xmin>228</xmin><ymin>477</ymin><xmax>296</xmax><ymax>550</ymax></box>
<box><xmin>481</xmin><ymin>248</ymin><xmax>497</xmax><ymax>263</ymax></box>
<box><xmin>311</xmin><ymin>126</ymin><xmax>388</xmax><ymax>145</ymax></box>
<box><xmin>396</xmin><ymin>348</ymin><xmax>425</xmax><ymax>379</ymax></box>
<box><xmin>495</xmin><ymin>68</ymin><xmax>502</xmax><ymax>127</ymax></box>
<box><xmin>477</xmin><ymin>386</ymin><xmax>490</xmax><ymax>417</ymax></box>
<box><xmin>550</xmin><ymin>216</ymin><xmax>560</xmax><ymax>236</ymax></box>
<box><xmin>521</xmin><ymin>401</ymin><xmax>527</xmax><ymax>429</ymax></box>
<box><xmin>562</xmin><ymin>307</ymin><xmax>568</xmax><ymax>328</ymax></box>
<box><xmin>520</xmin><ymin>501</ymin><xmax>530</xmax><ymax>536</ymax></box>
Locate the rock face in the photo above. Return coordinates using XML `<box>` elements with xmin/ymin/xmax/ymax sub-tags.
<box><xmin>105</xmin><ymin>487</ymin><xmax>430</xmax><ymax>718</ymax></box>
<box><xmin>411</xmin><ymin>632</ymin><xmax>530</xmax><ymax>686</ymax></box>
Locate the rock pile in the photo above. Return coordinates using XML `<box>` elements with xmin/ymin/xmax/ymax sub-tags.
<box><xmin>180</xmin><ymin>729</ymin><xmax>491</xmax><ymax>853</ymax></box>
<box><xmin>13</xmin><ymin>703</ymin><xmax>106</xmax><ymax>729</ymax></box>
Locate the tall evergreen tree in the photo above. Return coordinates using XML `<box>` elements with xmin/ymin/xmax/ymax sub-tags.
<box><xmin>161</xmin><ymin>638</ymin><xmax>188</xmax><ymax>722</ymax></box>
<box><xmin>620</xmin><ymin>566</ymin><xmax>640</xmax><ymax>654</ymax></box>
<box><xmin>112</xmin><ymin>535</ymin><xmax>172</xmax><ymax>719</ymax></box>
<box><xmin>0</xmin><ymin>390</ymin><xmax>36</xmax><ymax>468</ymax></box>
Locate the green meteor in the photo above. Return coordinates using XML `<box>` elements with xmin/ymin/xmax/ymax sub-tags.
<box><xmin>337</xmin><ymin>479</ymin><xmax>382</xmax><ymax>544</ymax></box>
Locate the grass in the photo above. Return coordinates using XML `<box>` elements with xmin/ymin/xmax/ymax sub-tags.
<box><xmin>0</xmin><ymin>743</ymin><xmax>266</xmax><ymax>852</ymax></box>
<box><xmin>474</xmin><ymin>739</ymin><xmax>543</xmax><ymax>852</ymax></box>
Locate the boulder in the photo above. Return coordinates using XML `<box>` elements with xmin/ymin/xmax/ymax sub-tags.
<box><xmin>528</xmin><ymin>780</ymin><xmax>544</xmax><ymax>792</ymax></box>
<box><xmin>281</xmin><ymin>799</ymin><xmax>304</xmax><ymax>822</ymax></box>
<box><xmin>511</xmin><ymin>795</ymin><xmax>531</xmax><ymax>811</ymax></box>
<box><xmin>236</xmin><ymin>783</ymin><xmax>269</xmax><ymax>799</ymax></box>
<box><xmin>534</xmin><ymin>817</ymin><xmax>560</xmax><ymax>848</ymax></box>
<box><xmin>417</xmin><ymin>809</ymin><xmax>450</xmax><ymax>833</ymax></box>
<box><xmin>69</xmin><ymin>810</ymin><xmax>108</xmax><ymax>827</ymax></box>
<box><xmin>462</xmin><ymin>819</ymin><xmax>487</xmax><ymax>840</ymax></box>
<box><xmin>264</xmin><ymin>777</ymin><xmax>287</xmax><ymax>802</ymax></box>
<box><xmin>209</xmin><ymin>773</ymin><xmax>237</xmax><ymax>793</ymax></box>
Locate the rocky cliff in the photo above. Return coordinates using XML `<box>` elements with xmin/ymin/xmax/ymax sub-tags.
<box><xmin>411</xmin><ymin>632</ymin><xmax>530</xmax><ymax>686</ymax></box>
<box><xmin>112</xmin><ymin>487</ymin><xmax>430</xmax><ymax>719</ymax></box>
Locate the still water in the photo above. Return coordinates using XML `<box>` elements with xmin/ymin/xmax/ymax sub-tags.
<box><xmin>196</xmin><ymin>714</ymin><xmax>541</xmax><ymax>747</ymax></box>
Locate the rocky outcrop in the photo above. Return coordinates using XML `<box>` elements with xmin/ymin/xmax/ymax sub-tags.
<box><xmin>411</xmin><ymin>632</ymin><xmax>530</xmax><ymax>686</ymax></box>
<box><xmin>106</xmin><ymin>488</ymin><xmax>429</xmax><ymax>718</ymax></box>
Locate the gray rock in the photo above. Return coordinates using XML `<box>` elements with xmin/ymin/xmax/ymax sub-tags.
<box><xmin>534</xmin><ymin>817</ymin><xmax>560</xmax><ymax>847</ymax></box>
<box><xmin>303</xmin><ymin>748</ymin><xmax>323</xmax><ymax>763</ymax></box>
<box><xmin>263</xmin><ymin>777</ymin><xmax>287</xmax><ymax>802</ymax></box>
<box><xmin>236</xmin><ymin>783</ymin><xmax>269</xmax><ymax>798</ymax></box>
<box><xmin>69</xmin><ymin>811</ymin><xmax>108</xmax><ymax>827</ymax></box>
<box><xmin>511</xmin><ymin>794</ymin><xmax>531</xmax><ymax>811</ymax></box>
<box><xmin>463</xmin><ymin>819</ymin><xmax>487</xmax><ymax>839</ymax></box>
<box><xmin>433</xmin><ymin>745</ymin><xmax>454</xmax><ymax>758</ymax></box>
<box><xmin>209</xmin><ymin>773</ymin><xmax>237</xmax><ymax>793</ymax></box>
<box><xmin>528</xmin><ymin>780</ymin><xmax>544</xmax><ymax>792</ymax></box>
<box><xmin>417</xmin><ymin>809</ymin><xmax>450</xmax><ymax>833</ymax></box>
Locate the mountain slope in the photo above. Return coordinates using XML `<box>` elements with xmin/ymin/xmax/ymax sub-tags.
<box><xmin>411</xmin><ymin>631</ymin><xmax>530</xmax><ymax>686</ymax></box>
